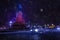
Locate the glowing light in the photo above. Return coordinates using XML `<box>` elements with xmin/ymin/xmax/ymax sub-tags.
<box><xmin>30</xmin><ymin>29</ymin><xmax>33</xmax><ymax>31</ymax></box>
<box><xmin>52</xmin><ymin>24</ymin><xmax>54</xmax><ymax>25</ymax></box>
<box><xmin>57</xmin><ymin>27</ymin><xmax>60</xmax><ymax>30</ymax></box>
<box><xmin>16</xmin><ymin>11</ymin><xmax>25</xmax><ymax>24</ymax></box>
<box><xmin>9</xmin><ymin>21</ymin><xmax>13</xmax><ymax>24</ymax></box>
<box><xmin>49</xmin><ymin>24</ymin><xmax>55</xmax><ymax>28</ymax></box>
<box><xmin>35</xmin><ymin>29</ymin><xmax>39</xmax><ymax>32</ymax></box>
<box><xmin>9</xmin><ymin>21</ymin><xmax>13</xmax><ymax>27</ymax></box>
<box><xmin>40</xmin><ymin>9</ymin><xmax>43</xmax><ymax>12</ymax></box>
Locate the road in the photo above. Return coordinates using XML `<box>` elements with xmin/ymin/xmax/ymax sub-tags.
<box><xmin>0</xmin><ymin>29</ymin><xmax>60</xmax><ymax>40</ymax></box>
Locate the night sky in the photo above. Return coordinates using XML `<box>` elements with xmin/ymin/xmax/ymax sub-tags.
<box><xmin>0</xmin><ymin>0</ymin><xmax>60</xmax><ymax>25</ymax></box>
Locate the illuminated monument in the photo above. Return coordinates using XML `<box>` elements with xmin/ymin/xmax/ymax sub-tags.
<box><xmin>11</xmin><ymin>4</ymin><xmax>26</xmax><ymax>30</ymax></box>
<box><xmin>16</xmin><ymin>11</ymin><xmax>25</xmax><ymax>24</ymax></box>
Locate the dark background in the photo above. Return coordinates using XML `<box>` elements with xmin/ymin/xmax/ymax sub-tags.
<box><xmin>0</xmin><ymin>0</ymin><xmax>60</xmax><ymax>26</ymax></box>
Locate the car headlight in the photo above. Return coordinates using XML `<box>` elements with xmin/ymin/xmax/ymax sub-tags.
<box><xmin>35</xmin><ymin>29</ymin><xmax>39</xmax><ymax>32</ymax></box>
<box><xmin>30</xmin><ymin>29</ymin><xmax>33</xmax><ymax>31</ymax></box>
<box><xmin>57</xmin><ymin>27</ymin><xmax>60</xmax><ymax>30</ymax></box>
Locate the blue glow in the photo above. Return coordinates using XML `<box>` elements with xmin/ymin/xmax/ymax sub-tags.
<box><xmin>30</xmin><ymin>29</ymin><xmax>33</xmax><ymax>31</ymax></box>
<box><xmin>35</xmin><ymin>29</ymin><xmax>39</xmax><ymax>32</ymax></box>
<box><xmin>9</xmin><ymin>21</ymin><xmax>13</xmax><ymax>24</ymax></box>
<box><xmin>17</xmin><ymin>4</ymin><xmax>22</xmax><ymax>11</ymax></box>
<box><xmin>57</xmin><ymin>27</ymin><xmax>60</xmax><ymax>30</ymax></box>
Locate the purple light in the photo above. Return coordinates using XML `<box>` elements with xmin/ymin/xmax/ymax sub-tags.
<box><xmin>9</xmin><ymin>21</ymin><xmax>13</xmax><ymax>24</ymax></box>
<box><xmin>9</xmin><ymin>21</ymin><xmax>13</xmax><ymax>27</ymax></box>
